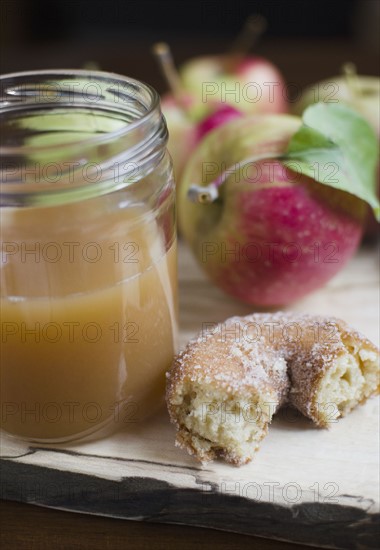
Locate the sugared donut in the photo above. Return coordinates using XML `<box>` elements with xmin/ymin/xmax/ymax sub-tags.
<box><xmin>166</xmin><ymin>313</ymin><xmax>379</xmax><ymax>466</ymax></box>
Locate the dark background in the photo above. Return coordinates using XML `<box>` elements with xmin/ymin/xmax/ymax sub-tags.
<box><xmin>1</xmin><ymin>0</ymin><xmax>379</xmax><ymax>94</ymax></box>
<box><xmin>1</xmin><ymin>0</ymin><xmax>377</xmax><ymax>40</ymax></box>
<box><xmin>0</xmin><ymin>0</ymin><xmax>366</xmax><ymax>40</ymax></box>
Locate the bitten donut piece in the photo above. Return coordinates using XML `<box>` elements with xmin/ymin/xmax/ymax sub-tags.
<box><xmin>166</xmin><ymin>319</ymin><xmax>289</xmax><ymax>466</ymax></box>
<box><xmin>167</xmin><ymin>313</ymin><xmax>379</xmax><ymax>465</ymax></box>
<box><xmin>285</xmin><ymin>315</ymin><xmax>380</xmax><ymax>427</ymax></box>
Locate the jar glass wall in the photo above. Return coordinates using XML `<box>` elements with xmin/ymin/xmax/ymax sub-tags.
<box><xmin>0</xmin><ymin>70</ymin><xmax>178</xmax><ymax>442</ymax></box>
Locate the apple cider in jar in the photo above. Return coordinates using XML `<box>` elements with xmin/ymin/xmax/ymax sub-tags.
<box><xmin>0</xmin><ymin>70</ymin><xmax>178</xmax><ymax>442</ymax></box>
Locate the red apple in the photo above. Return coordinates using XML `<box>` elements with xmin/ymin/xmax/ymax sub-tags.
<box><xmin>180</xmin><ymin>55</ymin><xmax>287</xmax><ymax>115</ymax></box>
<box><xmin>180</xmin><ymin>15</ymin><xmax>287</xmax><ymax>115</ymax></box>
<box><xmin>154</xmin><ymin>16</ymin><xmax>287</xmax><ymax>182</ymax></box>
<box><xmin>178</xmin><ymin>115</ymin><xmax>366</xmax><ymax>307</ymax></box>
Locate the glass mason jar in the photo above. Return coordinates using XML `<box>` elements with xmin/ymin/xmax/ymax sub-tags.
<box><xmin>0</xmin><ymin>70</ymin><xmax>178</xmax><ymax>443</ymax></box>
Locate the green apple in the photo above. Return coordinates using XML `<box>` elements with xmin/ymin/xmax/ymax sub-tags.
<box><xmin>293</xmin><ymin>73</ymin><xmax>380</xmax><ymax>137</ymax></box>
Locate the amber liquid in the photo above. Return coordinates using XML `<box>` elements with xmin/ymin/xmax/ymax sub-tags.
<box><xmin>0</xmin><ymin>196</ymin><xmax>177</xmax><ymax>441</ymax></box>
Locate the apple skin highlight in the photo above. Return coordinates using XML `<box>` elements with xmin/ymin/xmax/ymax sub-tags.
<box><xmin>179</xmin><ymin>115</ymin><xmax>366</xmax><ymax>307</ymax></box>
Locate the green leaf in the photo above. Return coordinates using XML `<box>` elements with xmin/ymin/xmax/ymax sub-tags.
<box><xmin>283</xmin><ymin>103</ymin><xmax>380</xmax><ymax>220</ymax></box>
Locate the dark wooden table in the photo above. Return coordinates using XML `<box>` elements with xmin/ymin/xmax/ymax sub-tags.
<box><xmin>1</xmin><ymin>34</ymin><xmax>378</xmax><ymax>550</ymax></box>
<box><xmin>0</xmin><ymin>500</ymin><xmax>312</xmax><ymax>550</ymax></box>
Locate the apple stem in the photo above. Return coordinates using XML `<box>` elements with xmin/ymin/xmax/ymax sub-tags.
<box><xmin>152</xmin><ymin>42</ymin><xmax>188</xmax><ymax>110</ymax></box>
<box><xmin>342</xmin><ymin>62</ymin><xmax>359</xmax><ymax>99</ymax></box>
<box><xmin>226</xmin><ymin>14</ymin><xmax>267</xmax><ymax>72</ymax></box>
<box><xmin>187</xmin><ymin>151</ymin><xmax>280</xmax><ymax>204</ymax></box>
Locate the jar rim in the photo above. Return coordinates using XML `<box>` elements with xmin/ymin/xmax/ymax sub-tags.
<box><xmin>0</xmin><ymin>69</ymin><xmax>169</xmax><ymax>206</ymax></box>
<box><xmin>0</xmin><ymin>69</ymin><xmax>161</xmax><ymax>155</ymax></box>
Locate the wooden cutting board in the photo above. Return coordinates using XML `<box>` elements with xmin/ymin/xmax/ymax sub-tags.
<box><xmin>1</xmin><ymin>242</ymin><xmax>379</xmax><ymax>550</ymax></box>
